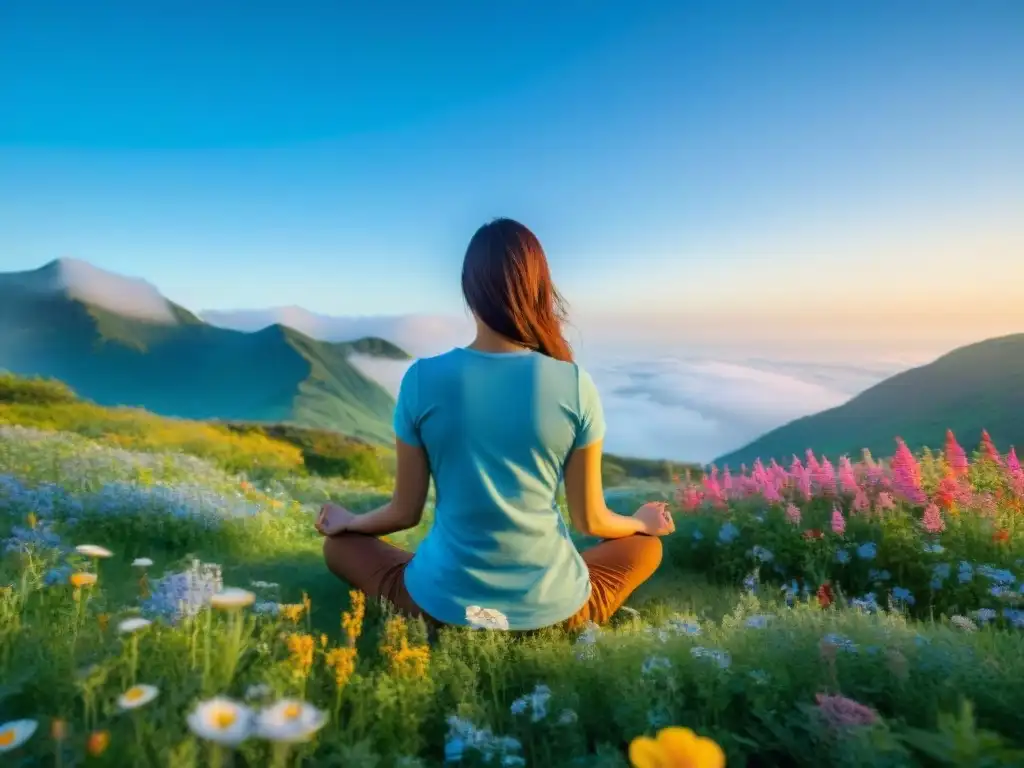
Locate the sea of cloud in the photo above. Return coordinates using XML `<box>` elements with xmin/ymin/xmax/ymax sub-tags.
<box><xmin>201</xmin><ymin>306</ymin><xmax>953</xmax><ymax>463</ymax></box>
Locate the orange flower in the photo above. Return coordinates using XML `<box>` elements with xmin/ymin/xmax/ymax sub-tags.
<box><xmin>629</xmin><ymin>727</ymin><xmax>725</xmax><ymax>768</ymax></box>
<box><xmin>994</xmin><ymin>529</ymin><xmax>1010</xmax><ymax>544</ymax></box>
<box><xmin>285</xmin><ymin>633</ymin><xmax>315</xmax><ymax>678</ymax></box>
<box><xmin>87</xmin><ymin>730</ymin><xmax>110</xmax><ymax>756</ymax></box>
<box><xmin>69</xmin><ymin>572</ymin><xmax>98</xmax><ymax>589</ymax></box>
<box><xmin>816</xmin><ymin>582</ymin><xmax>834</xmax><ymax>609</ymax></box>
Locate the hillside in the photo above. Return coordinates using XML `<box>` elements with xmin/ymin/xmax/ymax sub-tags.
<box><xmin>714</xmin><ymin>333</ymin><xmax>1024</xmax><ymax>467</ymax></box>
<box><xmin>0</xmin><ymin>259</ymin><xmax>408</xmax><ymax>444</ymax></box>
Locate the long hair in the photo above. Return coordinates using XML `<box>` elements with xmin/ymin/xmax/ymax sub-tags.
<box><xmin>461</xmin><ymin>218</ymin><xmax>573</xmax><ymax>362</ymax></box>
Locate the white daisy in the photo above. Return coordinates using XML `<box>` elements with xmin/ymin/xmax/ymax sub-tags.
<box><xmin>210</xmin><ymin>588</ymin><xmax>256</xmax><ymax>610</ymax></box>
<box><xmin>75</xmin><ymin>545</ymin><xmax>113</xmax><ymax>559</ymax></box>
<box><xmin>255</xmin><ymin>699</ymin><xmax>328</xmax><ymax>743</ymax></box>
<box><xmin>465</xmin><ymin>605</ymin><xmax>509</xmax><ymax>631</ymax></box>
<box><xmin>118</xmin><ymin>618</ymin><xmax>152</xmax><ymax>634</ymax></box>
<box><xmin>0</xmin><ymin>719</ymin><xmax>38</xmax><ymax>753</ymax></box>
<box><xmin>131</xmin><ymin>558</ymin><xmax>154</xmax><ymax>568</ymax></box>
<box><xmin>118</xmin><ymin>685</ymin><xmax>159</xmax><ymax>710</ymax></box>
<box><xmin>186</xmin><ymin>698</ymin><xmax>253</xmax><ymax>746</ymax></box>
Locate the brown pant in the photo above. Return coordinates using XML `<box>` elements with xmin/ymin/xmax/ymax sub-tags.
<box><xmin>322</xmin><ymin>532</ymin><xmax>663</xmax><ymax>630</ymax></box>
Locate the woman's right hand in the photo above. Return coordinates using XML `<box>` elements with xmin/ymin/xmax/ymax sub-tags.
<box><xmin>633</xmin><ymin>501</ymin><xmax>675</xmax><ymax>536</ymax></box>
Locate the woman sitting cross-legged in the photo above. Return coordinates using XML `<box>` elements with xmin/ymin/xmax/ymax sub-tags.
<box><xmin>317</xmin><ymin>217</ymin><xmax>675</xmax><ymax>631</ymax></box>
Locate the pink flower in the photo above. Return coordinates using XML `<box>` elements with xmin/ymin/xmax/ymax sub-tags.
<box><xmin>852</xmin><ymin>489</ymin><xmax>871</xmax><ymax>514</ymax></box>
<box><xmin>676</xmin><ymin>484</ymin><xmax>703</xmax><ymax>513</ymax></box>
<box><xmin>944</xmin><ymin>429</ymin><xmax>969</xmax><ymax>477</ymax></box>
<box><xmin>785</xmin><ymin>503</ymin><xmax>802</xmax><ymax>525</ymax></box>
<box><xmin>815</xmin><ymin>457</ymin><xmax>837</xmax><ymax>497</ymax></box>
<box><xmin>838</xmin><ymin>456</ymin><xmax>859</xmax><ymax>496</ymax></box>
<box><xmin>875</xmin><ymin>492</ymin><xmax>896</xmax><ymax>512</ymax></box>
<box><xmin>979</xmin><ymin>430</ymin><xmax>1003</xmax><ymax>466</ymax></box>
<box><xmin>816</xmin><ymin>693</ymin><xmax>879</xmax><ymax>729</ymax></box>
<box><xmin>805</xmin><ymin>449</ymin><xmax>821</xmax><ymax>475</ymax></box>
<box><xmin>1007</xmin><ymin>447</ymin><xmax>1024</xmax><ymax>497</ymax></box>
<box><xmin>890</xmin><ymin>438</ymin><xmax>926</xmax><ymax>506</ymax></box>
<box><xmin>921</xmin><ymin>502</ymin><xmax>945</xmax><ymax>534</ymax></box>
<box><xmin>830</xmin><ymin>505</ymin><xmax>846</xmax><ymax>535</ymax></box>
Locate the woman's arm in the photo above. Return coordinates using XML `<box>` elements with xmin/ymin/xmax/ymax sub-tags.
<box><xmin>322</xmin><ymin>438</ymin><xmax>430</xmax><ymax>536</ymax></box>
<box><xmin>564</xmin><ymin>438</ymin><xmax>674</xmax><ymax>539</ymax></box>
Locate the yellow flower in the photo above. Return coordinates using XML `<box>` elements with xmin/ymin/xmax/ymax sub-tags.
<box><xmin>279</xmin><ymin>603</ymin><xmax>306</xmax><ymax>623</ymax></box>
<box><xmin>379</xmin><ymin>615</ymin><xmax>407</xmax><ymax>660</ymax></box>
<box><xmin>629</xmin><ymin>727</ymin><xmax>725</xmax><ymax>768</ymax></box>
<box><xmin>319</xmin><ymin>634</ymin><xmax>328</xmax><ymax>649</ymax></box>
<box><xmin>69</xmin><ymin>572</ymin><xmax>98</xmax><ymax>588</ymax></box>
<box><xmin>285</xmin><ymin>633</ymin><xmax>315</xmax><ymax>678</ymax></box>
<box><xmin>325</xmin><ymin>646</ymin><xmax>357</xmax><ymax>689</ymax></box>
<box><xmin>390</xmin><ymin>643</ymin><xmax>430</xmax><ymax>679</ymax></box>
<box><xmin>342</xmin><ymin>590</ymin><xmax>365</xmax><ymax>647</ymax></box>
<box><xmin>86</xmin><ymin>729</ymin><xmax>110</xmax><ymax>757</ymax></box>
<box><xmin>26</xmin><ymin>512</ymin><xmax>37</xmax><ymax>530</ymax></box>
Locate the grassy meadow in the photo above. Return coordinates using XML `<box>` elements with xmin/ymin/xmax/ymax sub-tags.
<box><xmin>1</xmin><ymin>376</ymin><xmax>1024</xmax><ymax>766</ymax></box>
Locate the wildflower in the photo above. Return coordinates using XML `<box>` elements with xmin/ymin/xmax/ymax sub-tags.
<box><xmin>875</xmin><ymin>492</ymin><xmax>896</xmax><ymax>512</ymax></box>
<box><xmin>822</xmin><ymin>633</ymin><xmax>857</xmax><ymax>652</ymax></box>
<box><xmin>850</xmin><ymin>593</ymin><xmax>879</xmax><ymax>612</ymax></box>
<box><xmin>852</xmin><ymin>489</ymin><xmax>871</xmax><ymax>513</ymax></box>
<box><xmin>856</xmin><ymin>542</ymin><xmax>877</xmax><ymax>560</ymax></box>
<box><xmin>255</xmin><ymin>601</ymin><xmax>279</xmax><ymax>615</ymax></box>
<box><xmin>131</xmin><ymin>558</ymin><xmax>154</xmax><ymax>568</ymax></box>
<box><xmin>466</xmin><ymin>605</ymin><xmax>509</xmax><ymax>630</ymax></box>
<box><xmin>974</xmin><ymin>608</ymin><xmax>997</xmax><ymax>623</ymax></box>
<box><xmin>921</xmin><ymin>503</ymin><xmax>945</xmax><ymax>534</ymax></box>
<box><xmin>835</xmin><ymin>548</ymin><xmax>851</xmax><ymax>565</ymax></box>
<box><xmin>0</xmin><ymin>720</ymin><xmax>38</xmax><ymax>753</ymax></box>
<box><xmin>830</xmin><ymin>506</ymin><xmax>846</xmax><ymax>535</ymax></box>
<box><xmin>186</xmin><ymin>697</ymin><xmax>254</xmax><ymax>746</ymax></box>
<box><xmin>210</xmin><ymin>588</ymin><xmax>256</xmax><ymax>610</ymax></box>
<box><xmin>804</xmin><ymin>528</ymin><xmax>823</xmax><ymax>540</ymax></box>
<box><xmin>69</xmin><ymin>572</ymin><xmax>98</xmax><ymax>588</ymax></box>
<box><xmin>717</xmin><ymin>522</ymin><xmax>739</xmax><ymax>544</ymax></box>
<box><xmin>958</xmin><ymin>561</ymin><xmax>974</xmax><ymax>583</ymax></box>
<box><xmin>749</xmin><ymin>545</ymin><xmax>773</xmax><ymax>563</ymax></box>
<box><xmin>979</xmin><ymin>430</ymin><xmax>1003</xmax><ymax>465</ymax></box>
<box><xmin>285</xmin><ymin>633</ymin><xmax>315</xmax><ymax>679</ymax></box>
<box><xmin>118</xmin><ymin>684</ymin><xmax>159</xmax><ymax>710</ymax></box>
<box><xmin>994</xmin><ymin>529</ymin><xmax>1010</xmax><ymax>544</ymax></box>
<box><xmin>950</xmin><ymin>615</ymin><xmax>978</xmax><ymax>632</ymax></box>
<box><xmin>342</xmin><ymin>590</ymin><xmax>366</xmax><ymax>646</ymax></box>
<box><xmin>922</xmin><ymin>542</ymin><xmax>945</xmax><ymax>554</ymax></box>
<box><xmin>510</xmin><ymin>684</ymin><xmax>553</xmax><ymax>721</ymax></box>
<box><xmin>86</xmin><ymin>730</ymin><xmax>110</xmax><ymax>756</ymax></box>
<box><xmin>785</xmin><ymin>503</ymin><xmax>801</xmax><ymax>525</ymax></box>
<box><xmin>279</xmin><ymin>603</ymin><xmax>306</xmax><ymax>623</ymax></box>
<box><xmin>817</xmin><ymin>582</ymin><xmax>834</xmax><ymax>608</ymax></box>
<box><xmin>325</xmin><ymin>647</ymin><xmax>357</xmax><ymax>689</ymax></box>
<box><xmin>816</xmin><ymin>693</ymin><xmax>879</xmax><ymax>729</ymax></box>
<box><xmin>628</xmin><ymin>727</ymin><xmax>725</xmax><ymax>768</ymax></box>
<box><xmin>118</xmin><ymin>617</ymin><xmax>152</xmax><ymax>634</ymax></box>
<box><xmin>892</xmin><ymin>586</ymin><xmax>916</xmax><ymax>606</ymax></box>
<box><xmin>255</xmin><ymin>699</ymin><xmax>328</xmax><ymax>743</ymax></box>
<box><xmin>676</xmin><ymin>484</ymin><xmax>703</xmax><ymax>513</ymax></box>
<box><xmin>665</xmin><ymin>616</ymin><xmax>702</xmax><ymax>636</ymax></box>
<box><xmin>891</xmin><ymin>438</ymin><xmax>926</xmax><ymax>505</ymax></box>
<box><xmin>75</xmin><ymin>544</ymin><xmax>113</xmax><ymax>559</ymax></box>
<box><xmin>945</xmin><ymin>430</ymin><xmax>969</xmax><ymax>476</ymax></box>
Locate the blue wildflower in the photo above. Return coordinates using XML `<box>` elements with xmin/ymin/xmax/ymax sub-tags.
<box><xmin>750</xmin><ymin>545</ymin><xmax>774</xmax><ymax>563</ymax></box>
<box><xmin>718</xmin><ymin>523</ymin><xmax>739</xmax><ymax>544</ymax></box>
<box><xmin>892</xmin><ymin>586</ymin><xmax>916</xmax><ymax>606</ymax></box>
<box><xmin>835</xmin><ymin>549</ymin><xmax>851</xmax><ymax>565</ymax></box>
<box><xmin>922</xmin><ymin>543</ymin><xmax>944</xmax><ymax>554</ymax></box>
<box><xmin>856</xmin><ymin>542</ymin><xmax>877</xmax><ymax>560</ymax></box>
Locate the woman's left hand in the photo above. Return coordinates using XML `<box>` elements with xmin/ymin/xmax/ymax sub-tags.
<box><xmin>316</xmin><ymin>502</ymin><xmax>357</xmax><ymax>536</ymax></box>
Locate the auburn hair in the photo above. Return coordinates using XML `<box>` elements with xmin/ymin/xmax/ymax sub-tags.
<box><xmin>461</xmin><ymin>218</ymin><xmax>573</xmax><ymax>362</ymax></box>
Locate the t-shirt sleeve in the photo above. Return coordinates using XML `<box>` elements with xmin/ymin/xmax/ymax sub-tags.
<box><xmin>573</xmin><ymin>367</ymin><xmax>606</xmax><ymax>450</ymax></box>
<box><xmin>393</xmin><ymin>361</ymin><xmax>423</xmax><ymax>447</ymax></box>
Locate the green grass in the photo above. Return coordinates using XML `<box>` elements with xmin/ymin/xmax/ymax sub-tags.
<box><xmin>3</xmin><ymin>425</ymin><xmax>1024</xmax><ymax>766</ymax></box>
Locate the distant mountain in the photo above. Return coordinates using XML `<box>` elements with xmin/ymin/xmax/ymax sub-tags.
<box><xmin>0</xmin><ymin>259</ymin><xmax>409</xmax><ymax>444</ymax></box>
<box><xmin>201</xmin><ymin>307</ymin><xmax>473</xmax><ymax>357</ymax></box>
<box><xmin>714</xmin><ymin>333</ymin><xmax>1024</xmax><ymax>467</ymax></box>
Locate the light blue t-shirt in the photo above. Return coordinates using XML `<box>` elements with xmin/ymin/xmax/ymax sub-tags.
<box><xmin>395</xmin><ymin>346</ymin><xmax>605</xmax><ymax>630</ymax></box>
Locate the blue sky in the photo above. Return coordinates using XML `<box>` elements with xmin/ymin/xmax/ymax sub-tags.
<box><xmin>1</xmin><ymin>0</ymin><xmax>1022</xmax><ymax>333</ymax></box>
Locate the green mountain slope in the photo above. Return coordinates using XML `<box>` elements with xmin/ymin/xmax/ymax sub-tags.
<box><xmin>0</xmin><ymin>260</ymin><xmax>408</xmax><ymax>444</ymax></box>
<box><xmin>714</xmin><ymin>333</ymin><xmax>1024</xmax><ymax>467</ymax></box>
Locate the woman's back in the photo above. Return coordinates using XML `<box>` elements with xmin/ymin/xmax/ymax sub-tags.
<box><xmin>397</xmin><ymin>346</ymin><xmax>603</xmax><ymax>629</ymax></box>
